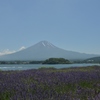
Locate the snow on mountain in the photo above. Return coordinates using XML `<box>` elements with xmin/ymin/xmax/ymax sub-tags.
<box><xmin>35</xmin><ymin>41</ymin><xmax>57</xmax><ymax>48</ymax></box>
<box><xmin>0</xmin><ymin>41</ymin><xmax>98</xmax><ymax>61</ymax></box>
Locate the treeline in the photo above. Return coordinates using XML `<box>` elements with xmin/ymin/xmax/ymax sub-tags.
<box><xmin>0</xmin><ymin>58</ymin><xmax>71</xmax><ymax>64</ymax></box>
<box><xmin>73</xmin><ymin>60</ymin><xmax>100</xmax><ymax>63</ymax></box>
<box><xmin>0</xmin><ymin>61</ymin><xmax>43</xmax><ymax>64</ymax></box>
<box><xmin>1</xmin><ymin>59</ymin><xmax>100</xmax><ymax>64</ymax></box>
<box><xmin>42</xmin><ymin>58</ymin><xmax>71</xmax><ymax>64</ymax></box>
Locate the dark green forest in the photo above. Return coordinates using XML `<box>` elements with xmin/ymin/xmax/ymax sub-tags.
<box><xmin>42</xmin><ymin>58</ymin><xmax>71</xmax><ymax>64</ymax></box>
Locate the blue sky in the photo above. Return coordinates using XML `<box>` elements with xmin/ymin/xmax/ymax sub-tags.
<box><xmin>0</xmin><ymin>0</ymin><xmax>100</xmax><ymax>55</ymax></box>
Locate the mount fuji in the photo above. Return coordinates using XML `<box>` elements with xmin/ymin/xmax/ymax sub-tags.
<box><xmin>0</xmin><ymin>41</ymin><xmax>98</xmax><ymax>61</ymax></box>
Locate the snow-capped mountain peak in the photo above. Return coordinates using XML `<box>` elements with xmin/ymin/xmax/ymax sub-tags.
<box><xmin>37</xmin><ymin>41</ymin><xmax>56</xmax><ymax>48</ymax></box>
<box><xmin>0</xmin><ymin>40</ymin><xmax>98</xmax><ymax>61</ymax></box>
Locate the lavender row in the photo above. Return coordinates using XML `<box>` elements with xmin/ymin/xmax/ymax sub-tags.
<box><xmin>0</xmin><ymin>66</ymin><xmax>100</xmax><ymax>100</ymax></box>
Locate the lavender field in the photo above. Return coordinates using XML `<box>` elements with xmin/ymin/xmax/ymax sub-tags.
<box><xmin>0</xmin><ymin>66</ymin><xmax>100</xmax><ymax>100</ymax></box>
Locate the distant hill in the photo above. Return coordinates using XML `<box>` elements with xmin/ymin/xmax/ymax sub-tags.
<box><xmin>84</xmin><ymin>57</ymin><xmax>100</xmax><ymax>63</ymax></box>
<box><xmin>0</xmin><ymin>41</ymin><xmax>99</xmax><ymax>61</ymax></box>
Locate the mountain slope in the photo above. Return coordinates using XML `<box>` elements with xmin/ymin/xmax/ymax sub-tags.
<box><xmin>0</xmin><ymin>41</ymin><xmax>98</xmax><ymax>61</ymax></box>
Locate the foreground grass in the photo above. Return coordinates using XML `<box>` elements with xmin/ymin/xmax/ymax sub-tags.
<box><xmin>0</xmin><ymin>66</ymin><xmax>100</xmax><ymax>100</ymax></box>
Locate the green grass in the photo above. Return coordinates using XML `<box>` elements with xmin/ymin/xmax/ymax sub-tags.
<box><xmin>38</xmin><ymin>65</ymin><xmax>100</xmax><ymax>73</ymax></box>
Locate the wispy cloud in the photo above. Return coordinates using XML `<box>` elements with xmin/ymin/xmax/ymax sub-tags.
<box><xmin>0</xmin><ymin>46</ymin><xmax>26</xmax><ymax>56</ymax></box>
<box><xmin>0</xmin><ymin>49</ymin><xmax>16</xmax><ymax>56</ymax></box>
<box><xmin>19</xmin><ymin>46</ymin><xmax>26</xmax><ymax>51</ymax></box>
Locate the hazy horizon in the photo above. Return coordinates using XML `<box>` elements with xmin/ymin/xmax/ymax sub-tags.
<box><xmin>0</xmin><ymin>0</ymin><xmax>100</xmax><ymax>55</ymax></box>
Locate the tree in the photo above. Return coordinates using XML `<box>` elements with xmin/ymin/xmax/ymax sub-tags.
<box><xmin>42</xmin><ymin>58</ymin><xmax>71</xmax><ymax>64</ymax></box>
